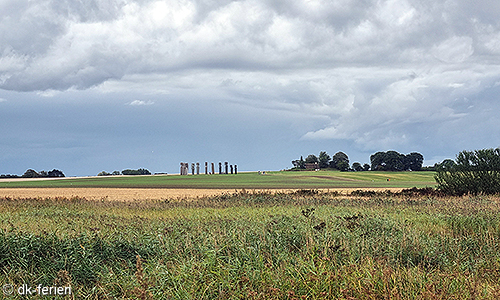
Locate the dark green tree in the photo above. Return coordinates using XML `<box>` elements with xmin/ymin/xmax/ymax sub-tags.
<box><xmin>22</xmin><ymin>169</ymin><xmax>41</xmax><ymax>178</ymax></box>
<box><xmin>370</xmin><ymin>151</ymin><xmax>387</xmax><ymax>171</ymax></box>
<box><xmin>352</xmin><ymin>162</ymin><xmax>363</xmax><ymax>171</ymax></box>
<box><xmin>337</xmin><ymin>161</ymin><xmax>350</xmax><ymax>171</ymax></box>
<box><xmin>437</xmin><ymin>159</ymin><xmax>456</xmax><ymax>170</ymax></box>
<box><xmin>330</xmin><ymin>152</ymin><xmax>349</xmax><ymax>170</ymax></box>
<box><xmin>122</xmin><ymin>168</ymin><xmax>151</xmax><ymax>175</ymax></box>
<box><xmin>291</xmin><ymin>156</ymin><xmax>306</xmax><ymax>169</ymax></box>
<box><xmin>305</xmin><ymin>154</ymin><xmax>319</xmax><ymax>164</ymax></box>
<box><xmin>318</xmin><ymin>151</ymin><xmax>331</xmax><ymax>169</ymax></box>
<box><xmin>48</xmin><ymin>169</ymin><xmax>65</xmax><ymax>177</ymax></box>
<box><xmin>385</xmin><ymin>151</ymin><xmax>405</xmax><ymax>171</ymax></box>
<box><xmin>435</xmin><ymin>148</ymin><xmax>500</xmax><ymax>195</ymax></box>
<box><xmin>371</xmin><ymin>151</ymin><xmax>424</xmax><ymax>171</ymax></box>
<box><xmin>405</xmin><ymin>152</ymin><xmax>424</xmax><ymax>171</ymax></box>
<box><xmin>137</xmin><ymin>168</ymin><xmax>151</xmax><ymax>175</ymax></box>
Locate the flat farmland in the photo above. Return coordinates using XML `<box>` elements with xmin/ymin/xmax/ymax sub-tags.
<box><xmin>0</xmin><ymin>170</ymin><xmax>436</xmax><ymax>190</ymax></box>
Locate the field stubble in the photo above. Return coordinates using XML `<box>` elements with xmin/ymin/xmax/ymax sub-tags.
<box><xmin>0</xmin><ymin>187</ymin><xmax>404</xmax><ymax>201</ymax></box>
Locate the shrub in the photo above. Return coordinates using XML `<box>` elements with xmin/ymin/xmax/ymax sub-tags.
<box><xmin>122</xmin><ymin>168</ymin><xmax>151</xmax><ymax>175</ymax></box>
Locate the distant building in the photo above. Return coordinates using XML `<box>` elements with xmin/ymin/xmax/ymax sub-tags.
<box><xmin>305</xmin><ymin>162</ymin><xmax>319</xmax><ymax>170</ymax></box>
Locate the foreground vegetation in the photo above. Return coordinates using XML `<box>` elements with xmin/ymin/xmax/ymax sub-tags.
<box><xmin>1</xmin><ymin>190</ymin><xmax>500</xmax><ymax>299</ymax></box>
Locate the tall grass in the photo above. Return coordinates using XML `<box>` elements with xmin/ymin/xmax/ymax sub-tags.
<box><xmin>1</xmin><ymin>191</ymin><xmax>500</xmax><ymax>299</ymax></box>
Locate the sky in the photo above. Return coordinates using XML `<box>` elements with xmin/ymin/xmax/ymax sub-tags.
<box><xmin>1</xmin><ymin>0</ymin><xmax>500</xmax><ymax>176</ymax></box>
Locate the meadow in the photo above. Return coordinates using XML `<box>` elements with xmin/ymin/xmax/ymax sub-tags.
<box><xmin>1</xmin><ymin>189</ymin><xmax>500</xmax><ymax>299</ymax></box>
<box><xmin>0</xmin><ymin>170</ymin><xmax>436</xmax><ymax>189</ymax></box>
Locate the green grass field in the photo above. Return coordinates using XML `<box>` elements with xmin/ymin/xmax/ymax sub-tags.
<box><xmin>1</xmin><ymin>191</ymin><xmax>500</xmax><ymax>299</ymax></box>
<box><xmin>0</xmin><ymin>170</ymin><xmax>436</xmax><ymax>189</ymax></box>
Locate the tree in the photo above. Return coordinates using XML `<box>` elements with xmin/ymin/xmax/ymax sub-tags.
<box><xmin>305</xmin><ymin>154</ymin><xmax>319</xmax><ymax>164</ymax></box>
<box><xmin>437</xmin><ymin>159</ymin><xmax>455</xmax><ymax>170</ymax></box>
<box><xmin>371</xmin><ymin>151</ymin><xmax>424</xmax><ymax>171</ymax></box>
<box><xmin>337</xmin><ymin>161</ymin><xmax>350</xmax><ymax>171</ymax></box>
<box><xmin>291</xmin><ymin>156</ymin><xmax>306</xmax><ymax>169</ymax></box>
<box><xmin>370</xmin><ymin>151</ymin><xmax>387</xmax><ymax>171</ymax></box>
<box><xmin>405</xmin><ymin>152</ymin><xmax>424</xmax><ymax>171</ymax></box>
<box><xmin>330</xmin><ymin>152</ymin><xmax>349</xmax><ymax>170</ymax></box>
<box><xmin>318</xmin><ymin>151</ymin><xmax>331</xmax><ymax>169</ymax></box>
<box><xmin>352</xmin><ymin>162</ymin><xmax>363</xmax><ymax>171</ymax></box>
<box><xmin>435</xmin><ymin>148</ymin><xmax>500</xmax><ymax>195</ymax></box>
<box><xmin>137</xmin><ymin>168</ymin><xmax>151</xmax><ymax>175</ymax></box>
<box><xmin>22</xmin><ymin>169</ymin><xmax>40</xmax><ymax>178</ymax></box>
<box><xmin>385</xmin><ymin>151</ymin><xmax>405</xmax><ymax>171</ymax></box>
<box><xmin>122</xmin><ymin>168</ymin><xmax>151</xmax><ymax>175</ymax></box>
<box><xmin>48</xmin><ymin>169</ymin><xmax>65</xmax><ymax>177</ymax></box>
<box><xmin>363</xmin><ymin>163</ymin><xmax>371</xmax><ymax>171</ymax></box>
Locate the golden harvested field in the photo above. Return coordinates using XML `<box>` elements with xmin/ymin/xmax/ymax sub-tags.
<box><xmin>0</xmin><ymin>188</ymin><xmax>234</xmax><ymax>201</ymax></box>
<box><xmin>0</xmin><ymin>187</ymin><xmax>404</xmax><ymax>201</ymax></box>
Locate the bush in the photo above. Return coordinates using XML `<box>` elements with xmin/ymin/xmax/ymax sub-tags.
<box><xmin>435</xmin><ymin>148</ymin><xmax>500</xmax><ymax>195</ymax></box>
<box><xmin>121</xmin><ymin>168</ymin><xmax>151</xmax><ymax>175</ymax></box>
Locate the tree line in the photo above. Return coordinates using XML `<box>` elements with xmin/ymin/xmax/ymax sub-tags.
<box><xmin>370</xmin><ymin>151</ymin><xmax>424</xmax><ymax>171</ymax></box>
<box><xmin>98</xmin><ymin>168</ymin><xmax>151</xmax><ymax>176</ymax></box>
<box><xmin>291</xmin><ymin>150</ymin><xmax>424</xmax><ymax>172</ymax></box>
<box><xmin>0</xmin><ymin>169</ymin><xmax>65</xmax><ymax>178</ymax></box>
<box><xmin>291</xmin><ymin>151</ymin><xmax>356</xmax><ymax>171</ymax></box>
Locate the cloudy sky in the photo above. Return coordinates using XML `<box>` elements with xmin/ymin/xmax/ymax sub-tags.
<box><xmin>1</xmin><ymin>0</ymin><xmax>500</xmax><ymax>176</ymax></box>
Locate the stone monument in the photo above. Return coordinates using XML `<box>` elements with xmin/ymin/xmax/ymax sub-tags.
<box><xmin>180</xmin><ymin>162</ymin><xmax>189</xmax><ymax>175</ymax></box>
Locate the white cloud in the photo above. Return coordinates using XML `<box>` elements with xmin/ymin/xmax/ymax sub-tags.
<box><xmin>432</xmin><ymin>36</ymin><xmax>474</xmax><ymax>63</ymax></box>
<box><xmin>36</xmin><ymin>89</ymin><xmax>62</xmax><ymax>97</ymax></box>
<box><xmin>128</xmin><ymin>100</ymin><xmax>154</xmax><ymax>106</ymax></box>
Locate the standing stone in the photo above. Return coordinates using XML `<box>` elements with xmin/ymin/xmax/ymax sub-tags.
<box><xmin>205</xmin><ymin>162</ymin><xmax>208</xmax><ymax>175</ymax></box>
<box><xmin>219</xmin><ymin>162</ymin><xmax>222</xmax><ymax>174</ymax></box>
<box><xmin>211</xmin><ymin>162</ymin><xmax>215</xmax><ymax>175</ymax></box>
<box><xmin>181</xmin><ymin>162</ymin><xmax>188</xmax><ymax>175</ymax></box>
<box><xmin>235</xmin><ymin>165</ymin><xmax>237</xmax><ymax>174</ymax></box>
<box><xmin>196</xmin><ymin>162</ymin><xmax>200</xmax><ymax>175</ymax></box>
<box><xmin>225</xmin><ymin>162</ymin><xmax>228</xmax><ymax>174</ymax></box>
<box><xmin>230</xmin><ymin>165</ymin><xmax>233</xmax><ymax>174</ymax></box>
<box><xmin>191</xmin><ymin>163</ymin><xmax>195</xmax><ymax>175</ymax></box>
